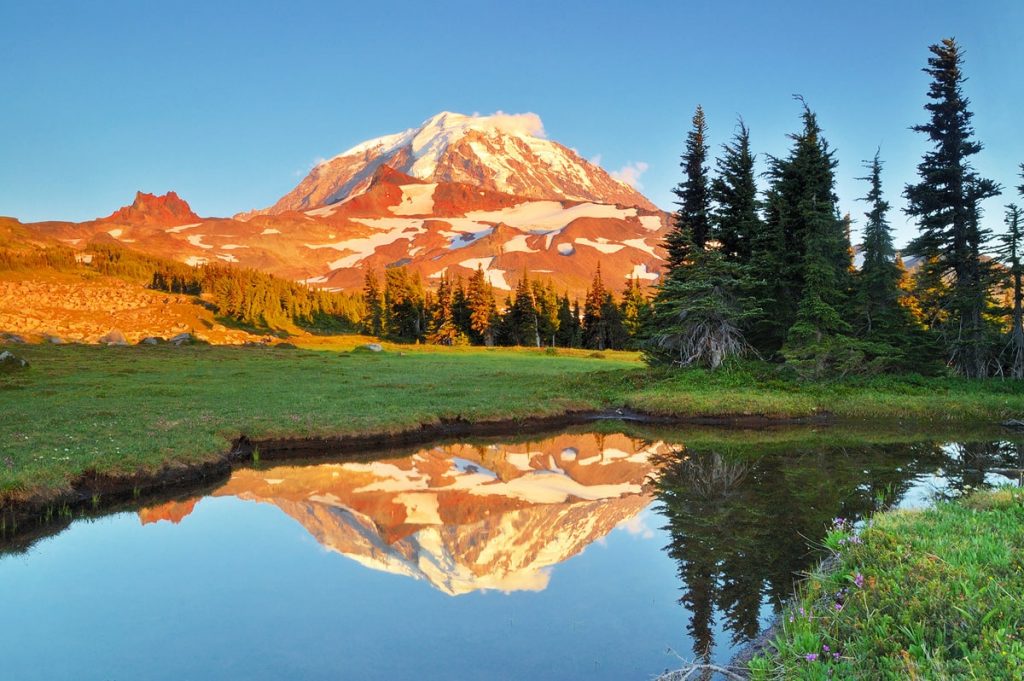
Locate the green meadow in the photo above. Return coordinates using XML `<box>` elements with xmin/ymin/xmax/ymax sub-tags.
<box><xmin>3</xmin><ymin>341</ymin><xmax>1024</xmax><ymax>502</ymax></box>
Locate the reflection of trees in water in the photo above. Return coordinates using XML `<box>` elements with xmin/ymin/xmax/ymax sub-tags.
<box><xmin>933</xmin><ymin>441</ymin><xmax>1024</xmax><ymax>497</ymax></box>
<box><xmin>652</xmin><ymin>439</ymin><xmax>1022</xmax><ymax>666</ymax></box>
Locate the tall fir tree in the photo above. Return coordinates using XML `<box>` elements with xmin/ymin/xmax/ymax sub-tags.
<box><xmin>466</xmin><ymin>265</ymin><xmax>497</xmax><ymax>346</ymax></box>
<box><xmin>601</xmin><ymin>294</ymin><xmax>630</xmax><ymax>350</ymax></box>
<box><xmin>665</xmin><ymin>106</ymin><xmax>711</xmax><ymax>269</ymax></box>
<box><xmin>533</xmin><ymin>279</ymin><xmax>561</xmax><ymax>346</ymax></box>
<box><xmin>904</xmin><ymin>38</ymin><xmax>1001</xmax><ymax>377</ymax></box>
<box><xmin>508</xmin><ymin>270</ymin><xmax>540</xmax><ymax>346</ymax></box>
<box><xmin>451</xmin><ymin>274</ymin><xmax>471</xmax><ymax>338</ymax></box>
<box><xmin>855</xmin><ymin>151</ymin><xmax>904</xmax><ymax>337</ymax></box>
<box><xmin>362</xmin><ymin>269</ymin><xmax>385</xmax><ymax>337</ymax></box>
<box><xmin>761</xmin><ymin>99</ymin><xmax>849</xmax><ymax>355</ymax></box>
<box><xmin>555</xmin><ymin>294</ymin><xmax>581</xmax><ymax>347</ymax></box>
<box><xmin>582</xmin><ymin>265</ymin><xmax>609</xmax><ymax>350</ymax></box>
<box><xmin>427</xmin><ymin>273</ymin><xmax>465</xmax><ymax>345</ymax></box>
<box><xmin>384</xmin><ymin>267</ymin><xmax>427</xmax><ymax>341</ymax></box>
<box><xmin>999</xmin><ymin>202</ymin><xmax>1024</xmax><ymax>377</ymax></box>
<box><xmin>620</xmin><ymin>276</ymin><xmax>651</xmax><ymax>347</ymax></box>
<box><xmin>647</xmin><ymin>108</ymin><xmax>758</xmax><ymax>368</ymax></box>
<box><xmin>786</xmin><ymin>203</ymin><xmax>852</xmax><ymax>346</ymax></box>
<box><xmin>710</xmin><ymin>119</ymin><xmax>761</xmax><ymax>263</ymax></box>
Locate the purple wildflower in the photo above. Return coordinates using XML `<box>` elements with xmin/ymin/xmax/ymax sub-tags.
<box><xmin>805</xmin><ymin>653</ymin><xmax>819</xmax><ymax>662</ymax></box>
<box><xmin>854</xmin><ymin>573</ymin><xmax>864</xmax><ymax>588</ymax></box>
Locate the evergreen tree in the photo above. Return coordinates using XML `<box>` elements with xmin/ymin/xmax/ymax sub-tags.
<box><xmin>710</xmin><ymin>119</ymin><xmax>760</xmax><ymax>263</ymax></box>
<box><xmin>855</xmin><ymin>151</ymin><xmax>904</xmax><ymax>337</ymax></box>
<box><xmin>533</xmin><ymin>279</ymin><xmax>561</xmax><ymax>346</ymax></box>
<box><xmin>759</xmin><ymin>99</ymin><xmax>848</xmax><ymax>354</ymax></box>
<box><xmin>508</xmin><ymin>271</ymin><xmax>540</xmax><ymax>346</ymax></box>
<box><xmin>645</xmin><ymin>244</ymin><xmax>758</xmax><ymax>368</ymax></box>
<box><xmin>451</xmin><ymin>274</ymin><xmax>471</xmax><ymax>338</ymax></box>
<box><xmin>786</xmin><ymin>204</ymin><xmax>852</xmax><ymax>345</ymax></box>
<box><xmin>582</xmin><ymin>265</ymin><xmax>609</xmax><ymax>350</ymax></box>
<box><xmin>362</xmin><ymin>268</ymin><xmax>385</xmax><ymax>337</ymax></box>
<box><xmin>904</xmin><ymin>38</ymin><xmax>1001</xmax><ymax>377</ymax></box>
<box><xmin>620</xmin><ymin>277</ymin><xmax>651</xmax><ymax>346</ymax></box>
<box><xmin>466</xmin><ymin>265</ymin><xmax>497</xmax><ymax>346</ymax></box>
<box><xmin>601</xmin><ymin>292</ymin><xmax>630</xmax><ymax>350</ymax></box>
<box><xmin>999</xmin><ymin>203</ymin><xmax>1024</xmax><ymax>377</ymax></box>
<box><xmin>555</xmin><ymin>294</ymin><xmax>581</xmax><ymax>347</ymax></box>
<box><xmin>665</xmin><ymin>106</ymin><xmax>711</xmax><ymax>269</ymax></box>
<box><xmin>428</xmin><ymin>273</ymin><xmax>465</xmax><ymax>345</ymax></box>
<box><xmin>384</xmin><ymin>267</ymin><xmax>427</xmax><ymax>341</ymax></box>
<box><xmin>494</xmin><ymin>295</ymin><xmax>515</xmax><ymax>346</ymax></box>
<box><xmin>647</xmin><ymin>108</ymin><xmax>758</xmax><ymax>368</ymax></box>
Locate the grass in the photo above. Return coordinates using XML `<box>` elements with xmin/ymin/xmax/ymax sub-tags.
<box><xmin>1</xmin><ymin>342</ymin><xmax>1024</xmax><ymax>502</ymax></box>
<box><xmin>620</xmin><ymin>362</ymin><xmax>1024</xmax><ymax>422</ymax></box>
<box><xmin>748</xmin><ymin>488</ymin><xmax>1024</xmax><ymax>680</ymax></box>
<box><xmin>0</xmin><ymin>343</ymin><xmax>632</xmax><ymax>499</ymax></box>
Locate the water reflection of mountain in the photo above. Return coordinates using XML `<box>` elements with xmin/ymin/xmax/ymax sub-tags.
<box><xmin>143</xmin><ymin>434</ymin><xmax>669</xmax><ymax>595</ymax></box>
<box><xmin>654</xmin><ymin>440</ymin><xmax>1024</xmax><ymax>668</ymax></box>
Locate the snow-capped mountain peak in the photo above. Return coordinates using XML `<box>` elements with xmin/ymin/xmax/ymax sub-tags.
<box><xmin>337</xmin><ymin>111</ymin><xmax>547</xmax><ymax>163</ymax></box>
<box><xmin>242</xmin><ymin>110</ymin><xmax>656</xmax><ymax>217</ymax></box>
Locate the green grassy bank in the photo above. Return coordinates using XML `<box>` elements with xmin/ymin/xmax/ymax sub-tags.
<box><xmin>748</xmin><ymin>488</ymin><xmax>1024</xmax><ymax>680</ymax></box>
<box><xmin>2</xmin><ymin>342</ymin><xmax>1024</xmax><ymax>501</ymax></box>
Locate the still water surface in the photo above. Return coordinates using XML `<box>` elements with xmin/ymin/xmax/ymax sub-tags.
<box><xmin>1</xmin><ymin>426</ymin><xmax>1020</xmax><ymax>680</ymax></box>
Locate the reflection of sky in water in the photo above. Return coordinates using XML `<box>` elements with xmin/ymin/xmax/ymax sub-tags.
<box><xmin>897</xmin><ymin>471</ymin><xmax>1016</xmax><ymax>509</ymax></box>
<box><xmin>0</xmin><ymin>433</ymin><xmax>1020</xmax><ymax>680</ymax></box>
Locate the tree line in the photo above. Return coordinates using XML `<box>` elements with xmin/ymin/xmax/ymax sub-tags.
<box><xmin>361</xmin><ymin>264</ymin><xmax>650</xmax><ymax>349</ymax></box>
<box><xmin>645</xmin><ymin>37</ymin><xmax>1024</xmax><ymax>379</ymax></box>
<box><xmin>148</xmin><ymin>261</ymin><xmax>361</xmax><ymax>332</ymax></box>
<box><xmin>0</xmin><ymin>237</ymin><xmax>363</xmax><ymax>333</ymax></box>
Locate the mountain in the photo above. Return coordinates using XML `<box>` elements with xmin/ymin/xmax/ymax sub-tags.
<box><xmin>153</xmin><ymin>433</ymin><xmax>671</xmax><ymax>595</ymax></box>
<box><xmin>11</xmin><ymin>111</ymin><xmax>671</xmax><ymax>297</ymax></box>
<box><xmin>100</xmin><ymin>191</ymin><xmax>201</xmax><ymax>226</ymax></box>
<box><xmin>240</xmin><ymin>111</ymin><xmax>656</xmax><ymax>218</ymax></box>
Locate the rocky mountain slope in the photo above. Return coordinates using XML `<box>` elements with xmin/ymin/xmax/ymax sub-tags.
<box><xmin>10</xmin><ymin>111</ymin><xmax>670</xmax><ymax>297</ymax></box>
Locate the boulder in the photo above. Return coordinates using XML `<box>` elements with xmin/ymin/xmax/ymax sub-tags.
<box><xmin>139</xmin><ymin>337</ymin><xmax>164</xmax><ymax>345</ymax></box>
<box><xmin>0</xmin><ymin>350</ymin><xmax>29</xmax><ymax>371</ymax></box>
<box><xmin>45</xmin><ymin>335</ymin><xmax>64</xmax><ymax>345</ymax></box>
<box><xmin>1</xmin><ymin>334</ymin><xmax>26</xmax><ymax>344</ymax></box>
<box><xmin>361</xmin><ymin>343</ymin><xmax>384</xmax><ymax>353</ymax></box>
<box><xmin>1002</xmin><ymin>419</ymin><xmax>1024</xmax><ymax>430</ymax></box>
<box><xmin>99</xmin><ymin>329</ymin><xmax>128</xmax><ymax>346</ymax></box>
<box><xmin>169</xmin><ymin>333</ymin><xmax>194</xmax><ymax>346</ymax></box>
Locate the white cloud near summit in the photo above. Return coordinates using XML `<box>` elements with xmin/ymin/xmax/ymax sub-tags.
<box><xmin>477</xmin><ymin>111</ymin><xmax>547</xmax><ymax>138</ymax></box>
<box><xmin>610</xmin><ymin>161</ymin><xmax>649</xmax><ymax>190</ymax></box>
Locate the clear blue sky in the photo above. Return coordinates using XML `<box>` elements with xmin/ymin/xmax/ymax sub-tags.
<box><xmin>2</xmin><ymin>0</ymin><xmax>1022</xmax><ymax>247</ymax></box>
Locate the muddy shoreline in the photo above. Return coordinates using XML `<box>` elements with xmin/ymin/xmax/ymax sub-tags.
<box><xmin>0</xmin><ymin>408</ymin><xmax>832</xmax><ymax>545</ymax></box>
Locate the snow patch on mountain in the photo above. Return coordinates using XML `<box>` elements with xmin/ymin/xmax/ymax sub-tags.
<box><xmin>391</xmin><ymin>183</ymin><xmax>437</xmax><ymax>215</ymax></box>
<box><xmin>576</xmin><ymin>237</ymin><xmax>625</xmax><ymax>254</ymax></box>
<box><xmin>638</xmin><ymin>215</ymin><xmax>663</xmax><ymax>231</ymax></box>
<box><xmin>166</xmin><ymin>223</ymin><xmax>200</xmax><ymax>234</ymax></box>
<box><xmin>186</xmin><ymin>234</ymin><xmax>213</xmax><ymax>249</ymax></box>
<box><xmin>464</xmin><ymin>200</ymin><xmax>636</xmax><ymax>234</ymax></box>
<box><xmin>631</xmin><ymin>263</ymin><xmax>659</xmax><ymax>281</ymax></box>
